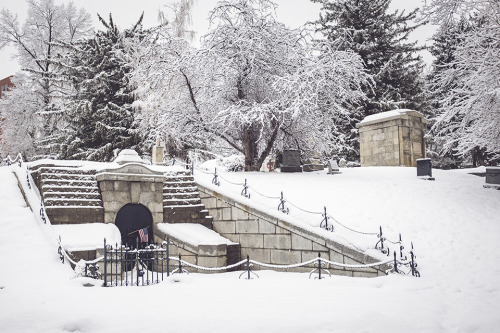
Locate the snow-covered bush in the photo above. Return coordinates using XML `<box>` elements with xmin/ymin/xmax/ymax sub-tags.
<box><xmin>199</xmin><ymin>154</ymin><xmax>245</xmax><ymax>172</ymax></box>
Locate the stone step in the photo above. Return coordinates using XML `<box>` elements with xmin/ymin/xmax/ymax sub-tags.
<box><xmin>164</xmin><ymin>175</ymin><xmax>195</xmax><ymax>182</ymax></box>
<box><xmin>162</xmin><ymin>186</ymin><xmax>198</xmax><ymax>194</ymax></box>
<box><xmin>163</xmin><ymin>198</ymin><xmax>202</xmax><ymax>206</ymax></box>
<box><xmin>41</xmin><ymin>179</ymin><xmax>97</xmax><ymax>187</ymax></box>
<box><xmin>45</xmin><ymin>206</ymin><xmax>104</xmax><ymax>224</ymax></box>
<box><xmin>38</xmin><ymin>167</ymin><xmax>94</xmax><ymax>175</ymax></box>
<box><xmin>44</xmin><ymin>198</ymin><xmax>103</xmax><ymax>207</ymax></box>
<box><xmin>163</xmin><ymin>202</ymin><xmax>205</xmax><ymax>209</ymax></box>
<box><xmin>163</xmin><ymin>181</ymin><xmax>197</xmax><ymax>188</ymax></box>
<box><xmin>43</xmin><ymin>192</ymin><xmax>101</xmax><ymax>200</ymax></box>
<box><xmin>163</xmin><ymin>192</ymin><xmax>200</xmax><ymax>200</ymax></box>
<box><xmin>42</xmin><ymin>185</ymin><xmax>100</xmax><ymax>193</ymax></box>
<box><xmin>41</xmin><ymin>173</ymin><xmax>95</xmax><ymax>181</ymax></box>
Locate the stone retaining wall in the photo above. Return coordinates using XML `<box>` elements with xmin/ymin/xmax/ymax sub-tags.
<box><xmin>198</xmin><ymin>184</ymin><xmax>389</xmax><ymax>277</ymax></box>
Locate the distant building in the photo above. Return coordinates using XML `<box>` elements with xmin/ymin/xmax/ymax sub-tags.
<box><xmin>356</xmin><ymin>109</ymin><xmax>429</xmax><ymax>167</ymax></box>
<box><xmin>0</xmin><ymin>76</ymin><xmax>14</xmax><ymax>99</ymax></box>
<box><xmin>0</xmin><ymin>76</ymin><xmax>14</xmax><ymax>147</ymax></box>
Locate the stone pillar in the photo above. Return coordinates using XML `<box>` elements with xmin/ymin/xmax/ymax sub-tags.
<box><xmin>152</xmin><ymin>138</ymin><xmax>165</xmax><ymax>165</ymax></box>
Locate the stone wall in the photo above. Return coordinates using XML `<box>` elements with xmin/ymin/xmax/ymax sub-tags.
<box><xmin>198</xmin><ymin>184</ymin><xmax>389</xmax><ymax>277</ymax></box>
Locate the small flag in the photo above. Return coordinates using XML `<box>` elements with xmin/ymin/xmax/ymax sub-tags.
<box><xmin>138</xmin><ymin>227</ymin><xmax>148</xmax><ymax>243</ymax></box>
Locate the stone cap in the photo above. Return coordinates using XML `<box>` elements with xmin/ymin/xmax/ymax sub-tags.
<box><xmin>356</xmin><ymin>109</ymin><xmax>429</xmax><ymax>128</ymax></box>
<box><xmin>96</xmin><ymin>162</ymin><xmax>165</xmax><ymax>182</ymax></box>
<box><xmin>114</xmin><ymin>149</ymin><xmax>145</xmax><ymax>165</ymax></box>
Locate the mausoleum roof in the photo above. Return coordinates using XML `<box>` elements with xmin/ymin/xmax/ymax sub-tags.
<box><xmin>357</xmin><ymin>109</ymin><xmax>428</xmax><ymax>127</ymax></box>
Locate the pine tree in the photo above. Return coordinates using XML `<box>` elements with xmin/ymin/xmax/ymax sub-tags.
<box><xmin>312</xmin><ymin>0</ymin><xmax>427</xmax><ymax>117</ymax></box>
<box><xmin>59</xmin><ymin>14</ymin><xmax>146</xmax><ymax>161</ymax></box>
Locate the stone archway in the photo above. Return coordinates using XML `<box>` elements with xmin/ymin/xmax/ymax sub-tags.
<box><xmin>115</xmin><ymin>203</ymin><xmax>153</xmax><ymax>249</ymax></box>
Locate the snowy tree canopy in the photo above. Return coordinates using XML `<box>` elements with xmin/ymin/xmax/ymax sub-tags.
<box><xmin>424</xmin><ymin>0</ymin><xmax>500</xmax><ymax>162</ymax></box>
<box><xmin>311</xmin><ymin>0</ymin><xmax>428</xmax><ymax>117</ymax></box>
<box><xmin>0</xmin><ymin>0</ymin><xmax>92</xmax><ymax>157</ymax></box>
<box><xmin>0</xmin><ymin>73</ymin><xmax>41</xmax><ymax>157</ymax></box>
<box><xmin>131</xmin><ymin>0</ymin><xmax>370</xmax><ymax>171</ymax></box>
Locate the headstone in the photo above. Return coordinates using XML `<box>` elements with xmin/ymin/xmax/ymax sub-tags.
<box><xmin>484</xmin><ymin>167</ymin><xmax>500</xmax><ymax>189</ymax></box>
<box><xmin>417</xmin><ymin>158</ymin><xmax>434</xmax><ymax>180</ymax></box>
<box><xmin>327</xmin><ymin>160</ymin><xmax>342</xmax><ymax>175</ymax></box>
<box><xmin>338</xmin><ymin>158</ymin><xmax>347</xmax><ymax>168</ymax></box>
<box><xmin>281</xmin><ymin>150</ymin><xmax>302</xmax><ymax>173</ymax></box>
<box><xmin>152</xmin><ymin>138</ymin><xmax>165</xmax><ymax>165</ymax></box>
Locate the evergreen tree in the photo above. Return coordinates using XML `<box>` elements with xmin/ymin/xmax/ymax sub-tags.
<box><xmin>311</xmin><ymin>0</ymin><xmax>427</xmax><ymax>117</ymax></box>
<box><xmin>59</xmin><ymin>14</ymin><xmax>146</xmax><ymax>161</ymax></box>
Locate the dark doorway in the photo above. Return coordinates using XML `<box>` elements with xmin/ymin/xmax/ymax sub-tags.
<box><xmin>115</xmin><ymin>203</ymin><xmax>153</xmax><ymax>249</ymax></box>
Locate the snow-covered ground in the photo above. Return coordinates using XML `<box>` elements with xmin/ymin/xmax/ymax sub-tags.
<box><xmin>0</xmin><ymin>164</ymin><xmax>499</xmax><ymax>332</ymax></box>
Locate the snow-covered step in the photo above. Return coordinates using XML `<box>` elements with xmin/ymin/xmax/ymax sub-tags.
<box><xmin>163</xmin><ymin>203</ymin><xmax>205</xmax><ymax>209</ymax></box>
<box><xmin>162</xmin><ymin>186</ymin><xmax>199</xmax><ymax>193</ymax></box>
<box><xmin>43</xmin><ymin>192</ymin><xmax>101</xmax><ymax>200</ymax></box>
<box><xmin>44</xmin><ymin>198</ymin><xmax>103</xmax><ymax>207</ymax></box>
<box><xmin>163</xmin><ymin>192</ymin><xmax>200</xmax><ymax>200</ymax></box>
<box><xmin>41</xmin><ymin>178</ymin><xmax>97</xmax><ymax>185</ymax></box>
<box><xmin>163</xmin><ymin>198</ymin><xmax>202</xmax><ymax>206</ymax></box>
<box><xmin>42</xmin><ymin>185</ymin><xmax>100</xmax><ymax>193</ymax></box>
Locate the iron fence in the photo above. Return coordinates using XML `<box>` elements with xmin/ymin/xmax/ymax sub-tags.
<box><xmin>103</xmin><ymin>239</ymin><xmax>170</xmax><ymax>287</ymax></box>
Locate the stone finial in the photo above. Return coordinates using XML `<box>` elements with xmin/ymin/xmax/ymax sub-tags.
<box><xmin>114</xmin><ymin>149</ymin><xmax>145</xmax><ymax>165</ymax></box>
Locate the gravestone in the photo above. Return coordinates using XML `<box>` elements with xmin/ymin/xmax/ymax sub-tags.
<box><xmin>417</xmin><ymin>158</ymin><xmax>435</xmax><ymax>180</ymax></box>
<box><xmin>327</xmin><ymin>160</ymin><xmax>342</xmax><ymax>175</ymax></box>
<box><xmin>484</xmin><ymin>167</ymin><xmax>500</xmax><ymax>189</ymax></box>
<box><xmin>281</xmin><ymin>150</ymin><xmax>302</xmax><ymax>173</ymax></box>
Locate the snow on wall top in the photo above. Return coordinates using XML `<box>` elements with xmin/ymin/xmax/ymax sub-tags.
<box><xmin>53</xmin><ymin>223</ymin><xmax>121</xmax><ymax>251</ymax></box>
<box><xmin>157</xmin><ymin>223</ymin><xmax>237</xmax><ymax>246</ymax></box>
<box><xmin>358</xmin><ymin>109</ymin><xmax>426</xmax><ymax>127</ymax></box>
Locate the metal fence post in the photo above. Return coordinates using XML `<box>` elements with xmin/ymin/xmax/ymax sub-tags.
<box><xmin>247</xmin><ymin>255</ymin><xmax>250</xmax><ymax>280</ymax></box>
<box><xmin>393</xmin><ymin>251</ymin><xmax>398</xmax><ymax>273</ymax></box>
<box><xmin>318</xmin><ymin>252</ymin><xmax>322</xmax><ymax>280</ymax></box>
<box><xmin>103</xmin><ymin>238</ymin><xmax>107</xmax><ymax>287</ymax></box>
<box><xmin>166</xmin><ymin>237</ymin><xmax>170</xmax><ymax>277</ymax></box>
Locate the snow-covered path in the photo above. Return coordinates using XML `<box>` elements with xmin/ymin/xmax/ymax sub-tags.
<box><xmin>1</xmin><ymin>165</ymin><xmax>500</xmax><ymax>332</ymax></box>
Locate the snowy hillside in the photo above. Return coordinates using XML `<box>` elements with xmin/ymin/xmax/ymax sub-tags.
<box><xmin>0</xmin><ymin>164</ymin><xmax>499</xmax><ymax>332</ymax></box>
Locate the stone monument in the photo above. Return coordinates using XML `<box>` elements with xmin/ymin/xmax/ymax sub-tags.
<box><xmin>152</xmin><ymin>138</ymin><xmax>165</xmax><ymax>165</ymax></box>
<box><xmin>356</xmin><ymin>109</ymin><xmax>428</xmax><ymax>167</ymax></box>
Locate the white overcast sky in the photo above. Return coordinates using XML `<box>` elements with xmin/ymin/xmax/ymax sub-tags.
<box><xmin>0</xmin><ymin>0</ymin><xmax>437</xmax><ymax>79</ymax></box>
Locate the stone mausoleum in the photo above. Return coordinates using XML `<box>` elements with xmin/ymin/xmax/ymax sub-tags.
<box><xmin>25</xmin><ymin>148</ymin><xmax>390</xmax><ymax>278</ymax></box>
<box><xmin>356</xmin><ymin>109</ymin><xmax>429</xmax><ymax>167</ymax></box>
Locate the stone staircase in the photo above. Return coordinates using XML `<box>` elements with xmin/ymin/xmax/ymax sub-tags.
<box><xmin>30</xmin><ymin>165</ymin><xmax>104</xmax><ymax>224</ymax></box>
<box><xmin>163</xmin><ymin>170</ymin><xmax>213</xmax><ymax>228</ymax></box>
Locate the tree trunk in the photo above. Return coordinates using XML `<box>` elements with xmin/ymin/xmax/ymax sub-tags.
<box><xmin>243</xmin><ymin>127</ymin><xmax>256</xmax><ymax>171</ymax></box>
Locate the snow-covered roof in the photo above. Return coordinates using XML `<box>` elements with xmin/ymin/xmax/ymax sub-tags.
<box><xmin>357</xmin><ymin>109</ymin><xmax>427</xmax><ymax>127</ymax></box>
<box><xmin>157</xmin><ymin>223</ymin><xmax>237</xmax><ymax>246</ymax></box>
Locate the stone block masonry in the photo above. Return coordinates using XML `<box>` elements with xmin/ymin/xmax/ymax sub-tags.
<box><xmin>198</xmin><ymin>184</ymin><xmax>389</xmax><ymax>277</ymax></box>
